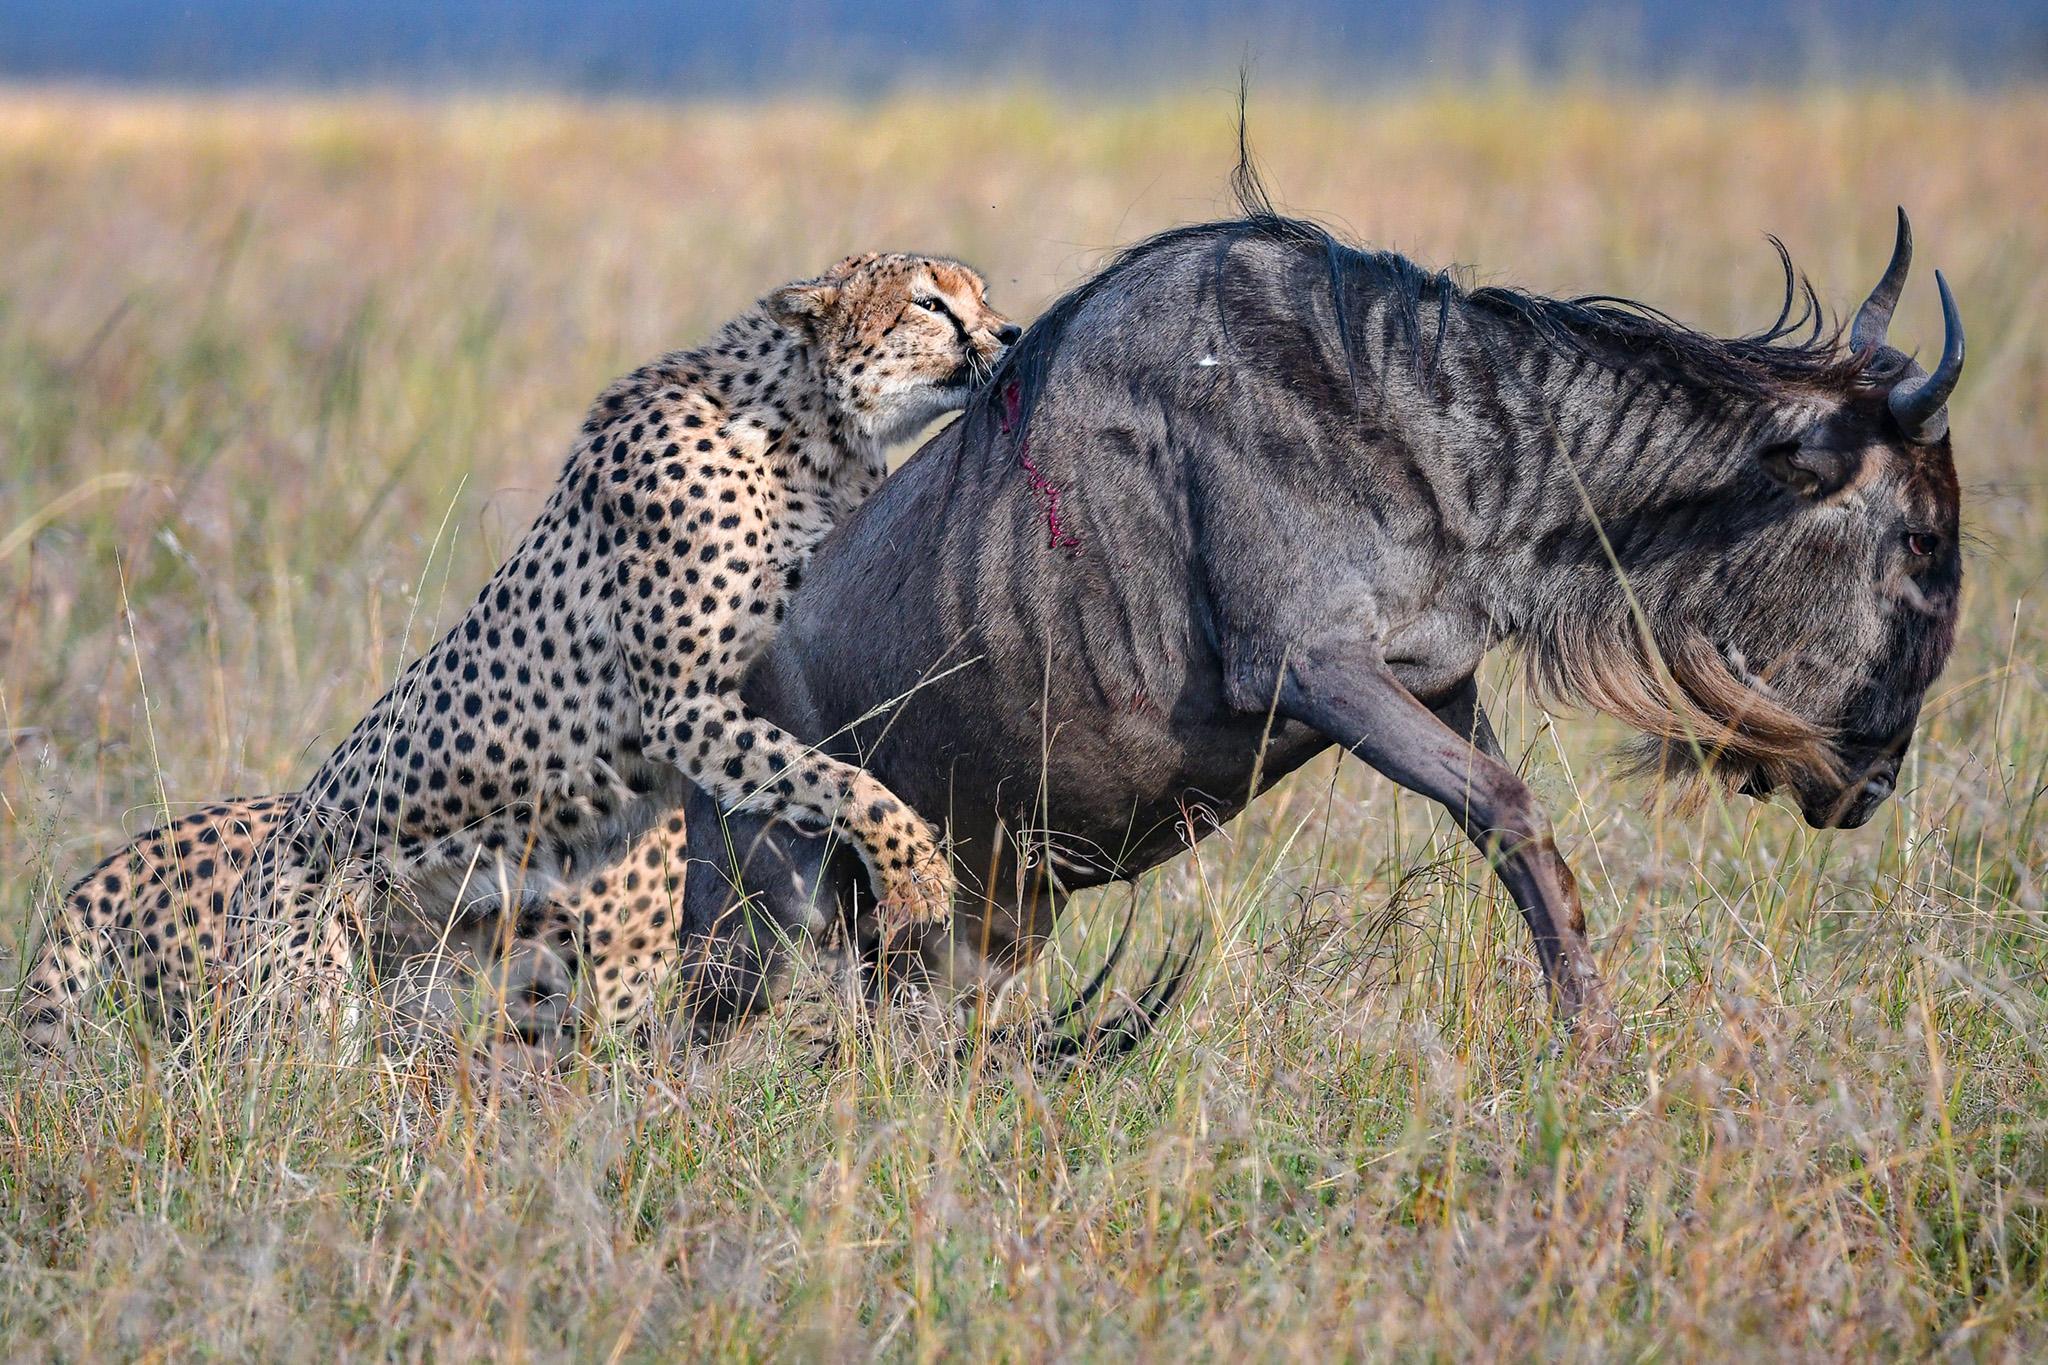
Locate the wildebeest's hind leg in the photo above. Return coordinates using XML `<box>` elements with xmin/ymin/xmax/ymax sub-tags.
<box><xmin>879</xmin><ymin>849</ymin><xmax>1203</xmax><ymax>1067</ymax></box>
<box><xmin>1278</xmin><ymin>656</ymin><xmax>1617</xmax><ymax>1047</ymax></box>
<box><xmin>676</xmin><ymin>792</ymin><xmax>1198</xmax><ymax>1066</ymax></box>
<box><xmin>951</xmin><ymin>899</ymin><xmax>1206</xmax><ymax>1067</ymax></box>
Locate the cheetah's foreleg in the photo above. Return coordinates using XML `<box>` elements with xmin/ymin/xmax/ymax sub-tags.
<box><xmin>647</xmin><ymin>698</ymin><xmax>952</xmax><ymax>937</ymax></box>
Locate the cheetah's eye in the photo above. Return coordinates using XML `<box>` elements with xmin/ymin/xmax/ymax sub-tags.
<box><xmin>913</xmin><ymin>297</ymin><xmax>943</xmax><ymax>313</ymax></box>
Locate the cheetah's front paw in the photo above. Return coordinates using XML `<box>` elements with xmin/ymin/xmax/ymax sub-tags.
<box><xmin>877</xmin><ymin>845</ymin><xmax>954</xmax><ymax>937</ymax></box>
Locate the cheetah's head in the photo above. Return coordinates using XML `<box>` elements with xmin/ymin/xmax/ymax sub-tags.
<box><xmin>766</xmin><ymin>252</ymin><xmax>1019</xmax><ymax>448</ymax></box>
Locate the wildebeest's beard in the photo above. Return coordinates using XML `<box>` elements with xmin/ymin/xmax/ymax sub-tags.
<box><xmin>1517</xmin><ymin>445</ymin><xmax>1962</xmax><ymax>827</ymax></box>
<box><xmin>1519</xmin><ymin>593</ymin><xmax>1845</xmax><ymax>817</ymax></box>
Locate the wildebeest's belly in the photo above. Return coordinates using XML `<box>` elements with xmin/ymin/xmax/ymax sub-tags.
<box><xmin>1024</xmin><ymin>710</ymin><xmax>1335</xmax><ymax>883</ymax></box>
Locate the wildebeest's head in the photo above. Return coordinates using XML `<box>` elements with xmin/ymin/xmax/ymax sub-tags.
<box><xmin>1733</xmin><ymin>213</ymin><xmax>1962</xmax><ymax>828</ymax></box>
<box><xmin>1535</xmin><ymin>212</ymin><xmax>1964</xmax><ymax>830</ymax></box>
<box><xmin>766</xmin><ymin>252</ymin><xmax>1021</xmax><ymax>447</ymax></box>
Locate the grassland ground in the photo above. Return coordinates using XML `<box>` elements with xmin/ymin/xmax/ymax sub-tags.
<box><xmin>1</xmin><ymin>86</ymin><xmax>2046</xmax><ymax>1360</ymax></box>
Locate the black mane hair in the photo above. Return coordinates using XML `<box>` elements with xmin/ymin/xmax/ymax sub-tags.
<box><xmin>991</xmin><ymin>130</ymin><xmax>1896</xmax><ymax>440</ymax></box>
<box><xmin>1461</xmin><ymin>248</ymin><xmax>1897</xmax><ymax>397</ymax></box>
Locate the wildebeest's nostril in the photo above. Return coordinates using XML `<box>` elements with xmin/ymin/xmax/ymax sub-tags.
<box><xmin>997</xmin><ymin>323</ymin><xmax>1021</xmax><ymax>345</ymax></box>
<box><xmin>1863</xmin><ymin>771</ymin><xmax>1895</xmax><ymax>802</ymax></box>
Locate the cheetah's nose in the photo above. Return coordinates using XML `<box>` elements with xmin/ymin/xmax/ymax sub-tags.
<box><xmin>996</xmin><ymin>323</ymin><xmax>1022</xmax><ymax>346</ymax></box>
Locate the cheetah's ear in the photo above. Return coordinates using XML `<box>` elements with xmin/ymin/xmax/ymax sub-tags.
<box><xmin>766</xmin><ymin>281</ymin><xmax>839</xmax><ymax>329</ymax></box>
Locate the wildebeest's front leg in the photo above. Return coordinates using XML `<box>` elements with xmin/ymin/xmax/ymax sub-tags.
<box><xmin>1278</xmin><ymin>655</ymin><xmax>1614</xmax><ymax>1040</ymax></box>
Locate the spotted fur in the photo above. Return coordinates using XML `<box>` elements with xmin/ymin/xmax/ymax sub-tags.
<box><xmin>15</xmin><ymin>796</ymin><xmax>694</xmax><ymax>1053</ymax></box>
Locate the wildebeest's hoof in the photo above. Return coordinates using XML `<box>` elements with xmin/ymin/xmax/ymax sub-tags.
<box><xmin>1562</xmin><ymin>998</ymin><xmax>1625</xmax><ymax>1072</ymax></box>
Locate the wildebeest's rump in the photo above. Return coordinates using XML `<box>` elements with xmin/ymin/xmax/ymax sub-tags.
<box><xmin>669</xmin><ymin>196</ymin><xmax>1965</xmax><ymax>1049</ymax></box>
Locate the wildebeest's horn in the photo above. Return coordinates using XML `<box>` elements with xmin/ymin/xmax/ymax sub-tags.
<box><xmin>1850</xmin><ymin>207</ymin><xmax>1912</xmax><ymax>353</ymax></box>
<box><xmin>1888</xmin><ymin>271</ymin><xmax>1965</xmax><ymax>443</ymax></box>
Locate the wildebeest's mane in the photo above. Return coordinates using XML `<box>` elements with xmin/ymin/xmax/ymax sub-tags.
<box><xmin>992</xmin><ymin>168</ymin><xmax>1895</xmax><ymax>439</ymax></box>
<box><xmin>1462</xmin><ymin>247</ymin><xmax>1896</xmax><ymax>397</ymax></box>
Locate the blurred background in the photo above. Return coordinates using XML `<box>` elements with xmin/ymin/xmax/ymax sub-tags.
<box><xmin>2</xmin><ymin>0</ymin><xmax>2045</xmax><ymax>89</ymax></box>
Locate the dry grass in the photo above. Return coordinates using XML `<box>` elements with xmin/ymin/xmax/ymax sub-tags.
<box><xmin>2</xmin><ymin>86</ymin><xmax>2047</xmax><ymax>1361</ymax></box>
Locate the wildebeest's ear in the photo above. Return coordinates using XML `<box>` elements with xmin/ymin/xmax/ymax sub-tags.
<box><xmin>766</xmin><ymin>282</ymin><xmax>839</xmax><ymax>329</ymax></box>
<box><xmin>1757</xmin><ymin>438</ymin><xmax>1859</xmax><ymax>500</ymax></box>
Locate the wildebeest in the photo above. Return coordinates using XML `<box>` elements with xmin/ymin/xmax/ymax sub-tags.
<box><xmin>649</xmin><ymin>189</ymin><xmax>1968</xmax><ymax>1051</ymax></box>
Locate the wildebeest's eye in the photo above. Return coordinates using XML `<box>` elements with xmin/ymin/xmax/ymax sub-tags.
<box><xmin>1906</xmin><ymin>531</ymin><xmax>1940</xmax><ymax>560</ymax></box>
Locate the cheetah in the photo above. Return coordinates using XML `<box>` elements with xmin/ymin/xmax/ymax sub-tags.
<box><xmin>15</xmin><ymin>796</ymin><xmax>691</xmax><ymax>1055</ymax></box>
<box><xmin>223</xmin><ymin>252</ymin><xmax>1016</xmax><ymax>1025</ymax></box>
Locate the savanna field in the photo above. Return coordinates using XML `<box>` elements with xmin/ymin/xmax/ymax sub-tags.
<box><xmin>1</xmin><ymin>86</ymin><xmax>2046</xmax><ymax>1360</ymax></box>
